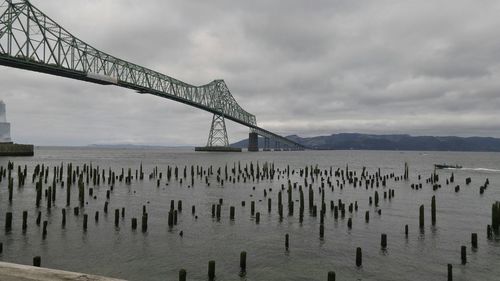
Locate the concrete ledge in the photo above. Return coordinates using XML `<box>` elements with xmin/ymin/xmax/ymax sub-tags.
<box><xmin>0</xmin><ymin>143</ymin><xmax>34</xmax><ymax>156</ymax></box>
<box><xmin>0</xmin><ymin>262</ymin><xmax>126</xmax><ymax>281</ymax></box>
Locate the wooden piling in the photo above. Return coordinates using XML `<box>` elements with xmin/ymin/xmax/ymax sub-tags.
<box><xmin>5</xmin><ymin>212</ymin><xmax>12</xmax><ymax>231</ymax></box>
<box><xmin>447</xmin><ymin>264</ymin><xmax>453</xmax><ymax>281</ymax></box>
<box><xmin>240</xmin><ymin>251</ymin><xmax>247</xmax><ymax>275</ymax></box>
<box><xmin>356</xmin><ymin>247</ymin><xmax>362</xmax><ymax>267</ymax></box>
<box><xmin>328</xmin><ymin>271</ymin><xmax>336</xmax><ymax>281</ymax></box>
<box><xmin>22</xmin><ymin>211</ymin><xmax>27</xmax><ymax>231</ymax></box>
<box><xmin>83</xmin><ymin>214</ymin><xmax>88</xmax><ymax>230</ymax></box>
<box><xmin>179</xmin><ymin>269</ymin><xmax>186</xmax><ymax>281</ymax></box>
<box><xmin>62</xmin><ymin>209</ymin><xmax>66</xmax><ymax>227</ymax></box>
<box><xmin>230</xmin><ymin>206</ymin><xmax>235</xmax><ymax>220</ymax></box>
<box><xmin>131</xmin><ymin>218</ymin><xmax>137</xmax><ymax>230</ymax></box>
<box><xmin>285</xmin><ymin>233</ymin><xmax>289</xmax><ymax>251</ymax></box>
<box><xmin>431</xmin><ymin>196</ymin><xmax>436</xmax><ymax>226</ymax></box>
<box><xmin>42</xmin><ymin>221</ymin><xmax>47</xmax><ymax>238</ymax></box>
<box><xmin>419</xmin><ymin>205</ymin><xmax>424</xmax><ymax>229</ymax></box>
<box><xmin>208</xmin><ymin>260</ymin><xmax>215</xmax><ymax>280</ymax></box>
<box><xmin>33</xmin><ymin>256</ymin><xmax>41</xmax><ymax>267</ymax></box>
<box><xmin>114</xmin><ymin>209</ymin><xmax>119</xmax><ymax>227</ymax></box>
<box><xmin>142</xmin><ymin>213</ymin><xmax>148</xmax><ymax>232</ymax></box>
<box><xmin>461</xmin><ymin>245</ymin><xmax>466</xmax><ymax>265</ymax></box>
<box><xmin>381</xmin><ymin>233</ymin><xmax>387</xmax><ymax>249</ymax></box>
<box><xmin>471</xmin><ymin>233</ymin><xmax>478</xmax><ymax>249</ymax></box>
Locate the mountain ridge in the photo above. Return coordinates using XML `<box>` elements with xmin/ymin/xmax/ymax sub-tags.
<box><xmin>231</xmin><ymin>133</ymin><xmax>500</xmax><ymax>152</ymax></box>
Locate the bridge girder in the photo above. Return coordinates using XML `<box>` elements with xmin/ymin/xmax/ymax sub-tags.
<box><xmin>0</xmin><ymin>0</ymin><xmax>305</xmax><ymax>150</ymax></box>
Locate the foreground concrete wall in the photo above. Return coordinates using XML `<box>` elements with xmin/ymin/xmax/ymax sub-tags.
<box><xmin>0</xmin><ymin>262</ymin><xmax>126</xmax><ymax>281</ymax></box>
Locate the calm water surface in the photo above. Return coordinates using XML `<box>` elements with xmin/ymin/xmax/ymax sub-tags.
<box><xmin>0</xmin><ymin>147</ymin><xmax>499</xmax><ymax>281</ymax></box>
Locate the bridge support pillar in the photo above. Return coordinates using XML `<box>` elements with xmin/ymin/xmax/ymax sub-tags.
<box><xmin>248</xmin><ymin>132</ymin><xmax>259</xmax><ymax>152</ymax></box>
<box><xmin>263</xmin><ymin>137</ymin><xmax>271</xmax><ymax>151</ymax></box>
<box><xmin>274</xmin><ymin>140</ymin><xmax>281</xmax><ymax>151</ymax></box>
<box><xmin>195</xmin><ymin>114</ymin><xmax>241</xmax><ymax>152</ymax></box>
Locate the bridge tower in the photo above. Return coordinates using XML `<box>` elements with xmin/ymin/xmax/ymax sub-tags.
<box><xmin>195</xmin><ymin>114</ymin><xmax>242</xmax><ymax>152</ymax></box>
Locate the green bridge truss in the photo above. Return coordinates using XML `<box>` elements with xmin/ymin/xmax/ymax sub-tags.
<box><xmin>0</xmin><ymin>0</ymin><xmax>304</xmax><ymax>150</ymax></box>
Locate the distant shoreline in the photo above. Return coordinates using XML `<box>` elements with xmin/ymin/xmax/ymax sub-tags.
<box><xmin>232</xmin><ymin>133</ymin><xmax>500</xmax><ymax>152</ymax></box>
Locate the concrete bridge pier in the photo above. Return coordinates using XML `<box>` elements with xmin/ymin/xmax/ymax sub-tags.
<box><xmin>248</xmin><ymin>132</ymin><xmax>259</xmax><ymax>152</ymax></box>
<box><xmin>263</xmin><ymin>137</ymin><xmax>271</xmax><ymax>151</ymax></box>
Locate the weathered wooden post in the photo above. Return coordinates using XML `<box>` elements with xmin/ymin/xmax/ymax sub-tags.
<box><xmin>328</xmin><ymin>271</ymin><xmax>336</xmax><ymax>281</ymax></box>
<box><xmin>461</xmin><ymin>246</ymin><xmax>467</xmax><ymax>265</ymax></box>
<box><xmin>240</xmin><ymin>251</ymin><xmax>247</xmax><ymax>276</ymax></box>
<box><xmin>42</xmin><ymin>221</ymin><xmax>47</xmax><ymax>238</ymax></box>
<box><xmin>419</xmin><ymin>205</ymin><xmax>424</xmax><ymax>229</ymax></box>
<box><xmin>471</xmin><ymin>233</ymin><xmax>478</xmax><ymax>249</ymax></box>
<box><xmin>208</xmin><ymin>260</ymin><xmax>216</xmax><ymax>280</ymax></box>
<box><xmin>285</xmin><ymin>233</ymin><xmax>289</xmax><ymax>251</ymax></box>
<box><xmin>132</xmin><ymin>218</ymin><xmax>137</xmax><ymax>230</ymax></box>
<box><xmin>36</xmin><ymin>211</ymin><xmax>41</xmax><ymax>226</ymax></box>
<box><xmin>431</xmin><ymin>196</ymin><xmax>436</xmax><ymax>226</ymax></box>
<box><xmin>356</xmin><ymin>247</ymin><xmax>362</xmax><ymax>267</ymax></box>
<box><xmin>142</xmin><ymin>213</ymin><xmax>148</xmax><ymax>232</ymax></box>
<box><xmin>229</xmin><ymin>206</ymin><xmax>235</xmax><ymax>221</ymax></box>
<box><xmin>115</xmin><ymin>209</ymin><xmax>119</xmax><ymax>227</ymax></box>
<box><xmin>62</xmin><ymin>209</ymin><xmax>66</xmax><ymax>227</ymax></box>
<box><xmin>216</xmin><ymin>205</ymin><xmax>221</xmax><ymax>221</ymax></box>
<box><xmin>447</xmin><ymin>264</ymin><xmax>453</xmax><ymax>281</ymax></box>
<box><xmin>178</xmin><ymin>269</ymin><xmax>187</xmax><ymax>281</ymax></box>
<box><xmin>381</xmin><ymin>234</ymin><xmax>387</xmax><ymax>249</ymax></box>
<box><xmin>256</xmin><ymin>212</ymin><xmax>260</xmax><ymax>224</ymax></box>
<box><xmin>33</xmin><ymin>256</ymin><xmax>41</xmax><ymax>267</ymax></box>
<box><xmin>22</xmin><ymin>211</ymin><xmax>27</xmax><ymax>231</ymax></box>
<box><xmin>83</xmin><ymin>214</ymin><xmax>88</xmax><ymax>231</ymax></box>
<box><xmin>5</xmin><ymin>212</ymin><xmax>12</xmax><ymax>231</ymax></box>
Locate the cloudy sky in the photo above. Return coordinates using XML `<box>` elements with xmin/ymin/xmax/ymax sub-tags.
<box><xmin>1</xmin><ymin>0</ymin><xmax>500</xmax><ymax>146</ymax></box>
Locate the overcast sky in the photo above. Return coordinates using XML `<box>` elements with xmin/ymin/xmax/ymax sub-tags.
<box><xmin>1</xmin><ymin>0</ymin><xmax>500</xmax><ymax>146</ymax></box>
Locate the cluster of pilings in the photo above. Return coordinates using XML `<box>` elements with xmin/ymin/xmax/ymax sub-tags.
<box><xmin>0</xmin><ymin>159</ymin><xmax>497</xmax><ymax>280</ymax></box>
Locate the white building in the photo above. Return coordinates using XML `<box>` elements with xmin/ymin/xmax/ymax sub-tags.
<box><xmin>0</xmin><ymin>100</ymin><xmax>12</xmax><ymax>143</ymax></box>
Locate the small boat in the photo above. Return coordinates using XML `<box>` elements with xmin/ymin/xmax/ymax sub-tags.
<box><xmin>434</xmin><ymin>164</ymin><xmax>462</xmax><ymax>169</ymax></box>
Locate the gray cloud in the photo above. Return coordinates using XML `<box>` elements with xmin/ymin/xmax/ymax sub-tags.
<box><xmin>1</xmin><ymin>0</ymin><xmax>500</xmax><ymax>146</ymax></box>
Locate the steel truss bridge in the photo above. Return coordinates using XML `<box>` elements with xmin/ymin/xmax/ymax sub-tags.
<box><xmin>0</xmin><ymin>0</ymin><xmax>304</xmax><ymax>151</ymax></box>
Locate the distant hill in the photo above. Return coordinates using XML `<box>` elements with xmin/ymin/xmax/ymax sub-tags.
<box><xmin>231</xmin><ymin>133</ymin><xmax>500</xmax><ymax>152</ymax></box>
